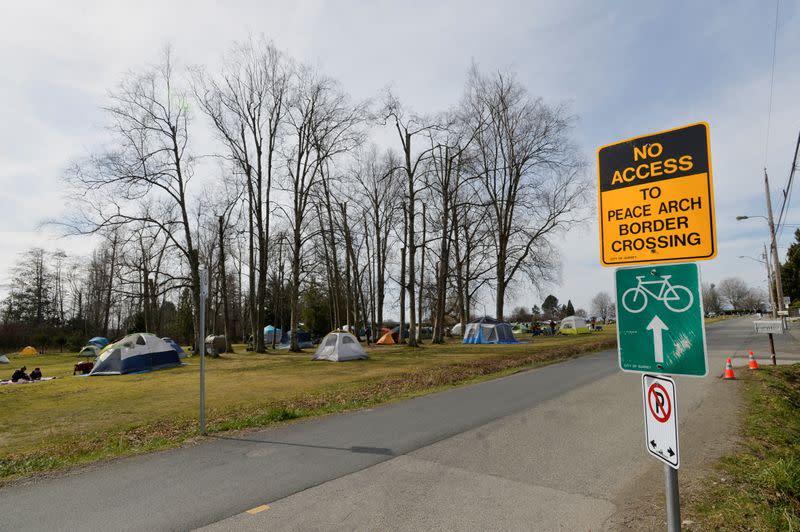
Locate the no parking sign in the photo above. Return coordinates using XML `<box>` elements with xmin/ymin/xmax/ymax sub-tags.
<box><xmin>643</xmin><ymin>374</ymin><xmax>679</xmax><ymax>469</ymax></box>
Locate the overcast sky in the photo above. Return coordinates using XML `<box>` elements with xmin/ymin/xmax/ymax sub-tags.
<box><xmin>1</xmin><ymin>0</ymin><xmax>798</xmax><ymax>313</ymax></box>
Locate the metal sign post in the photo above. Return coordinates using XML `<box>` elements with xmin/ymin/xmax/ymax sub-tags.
<box><xmin>755</xmin><ymin>319</ymin><xmax>785</xmax><ymax>365</ymax></box>
<box><xmin>199</xmin><ymin>269</ymin><xmax>208</xmax><ymax>435</ymax></box>
<box><xmin>664</xmin><ymin>464</ymin><xmax>681</xmax><ymax>532</ymax></box>
<box><xmin>598</xmin><ymin>123</ymin><xmax>718</xmax><ymax>531</ymax></box>
<box><xmin>643</xmin><ymin>374</ymin><xmax>681</xmax><ymax>531</ymax></box>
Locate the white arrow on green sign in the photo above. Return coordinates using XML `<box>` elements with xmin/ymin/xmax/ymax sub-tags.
<box><xmin>646</xmin><ymin>315</ymin><xmax>668</xmax><ymax>364</ymax></box>
<box><xmin>615</xmin><ymin>262</ymin><xmax>707</xmax><ymax>376</ymax></box>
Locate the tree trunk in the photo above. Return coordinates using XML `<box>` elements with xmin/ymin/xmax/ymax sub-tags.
<box><xmin>417</xmin><ymin>201</ymin><xmax>426</xmax><ymax>343</ymax></box>
<box><xmin>219</xmin><ymin>216</ymin><xmax>233</xmax><ymax>352</ymax></box>
<box><xmin>248</xmin><ymin>184</ymin><xmax>257</xmax><ymax>350</ymax></box>
<box><xmin>289</xmin><ymin>217</ymin><xmax>302</xmax><ymax>352</ymax></box>
<box><xmin>102</xmin><ymin>232</ymin><xmax>118</xmax><ymax>338</ymax></box>
<box><xmin>405</xmin><ymin>132</ymin><xmax>418</xmax><ymax>347</ymax></box>
<box><xmin>399</xmin><ymin>203</ymin><xmax>407</xmax><ymax>344</ymax></box>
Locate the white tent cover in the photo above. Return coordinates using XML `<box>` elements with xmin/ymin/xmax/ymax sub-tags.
<box><xmin>312</xmin><ymin>332</ymin><xmax>368</xmax><ymax>362</ymax></box>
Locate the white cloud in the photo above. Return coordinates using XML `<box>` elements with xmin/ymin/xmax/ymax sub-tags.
<box><xmin>0</xmin><ymin>1</ymin><xmax>798</xmax><ymax>313</ymax></box>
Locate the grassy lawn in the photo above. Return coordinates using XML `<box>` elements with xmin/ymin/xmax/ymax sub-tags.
<box><xmin>690</xmin><ymin>364</ymin><xmax>800</xmax><ymax>530</ymax></box>
<box><xmin>0</xmin><ymin>329</ymin><xmax>615</xmax><ymax>484</ymax></box>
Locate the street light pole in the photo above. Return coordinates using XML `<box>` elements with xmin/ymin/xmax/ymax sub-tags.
<box><xmin>764</xmin><ymin>169</ymin><xmax>785</xmax><ymax>313</ymax></box>
<box><xmin>739</xmin><ymin>250</ymin><xmax>776</xmax><ymax>317</ymax></box>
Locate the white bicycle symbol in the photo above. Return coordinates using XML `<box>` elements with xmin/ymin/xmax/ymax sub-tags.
<box><xmin>622</xmin><ymin>275</ymin><xmax>693</xmax><ymax>313</ymax></box>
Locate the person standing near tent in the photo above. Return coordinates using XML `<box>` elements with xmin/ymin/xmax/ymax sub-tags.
<box><xmin>11</xmin><ymin>366</ymin><xmax>30</xmax><ymax>382</ymax></box>
<box><xmin>30</xmin><ymin>368</ymin><xmax>42</xmax><ymax>380</ymax></box>
<box><xmin>549</xmin><ymin>320</ymin><xmax>556</xmax><ymax>335</ymax></box>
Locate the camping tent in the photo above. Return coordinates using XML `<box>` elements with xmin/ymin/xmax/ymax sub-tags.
<box><xmin>89</xmin><ymin>333</ymin><xmax>182</xmax><ymax>376</ymax></box>
<box><xmin>78</xmin><ymin>345</ymin><xmax>99</xmax><ymax>358</ymax></box>
<box><xmin>450</xmin><ymin>323</ymin><xmax>463</xmax><ymax>336</ymax></box>
<box><xmin>162</xmin><ymin>337</ymin><xmax>188</xmax><ymax>358</ymax></box>
<box><xmin>18</xmin><ymin>346</ymin><xmax>38</xmax><ymax>356</ymax></box>
<box><xmin>263</xmin><ymin>325</ymin><xmax>282</xmax><ymax>345</ymax></box>
<box><xmin>559</xmin><ymin>316</ymin><xmax>590</xmax><ymax>335</ymax></box>
<box><xmin>376</xmin><ymin>331</ymin><xmax>395</xmax><ymax>345</ymax></box>
<box><xmin>277</xmin><ymin>329</ymin><xmax>313</xmax><ymax>349</ymax></box>
<box><xmin>312</xmin><ymin>331</ymin><xmax>368</xmax><ymax>362</ymax></box>
<box><xmin>88</xmin><ymin>337</ymin><xmax>110</xmax><ymax>348</ymax></box>
<box><xmin>463</xmin><ymin>317</ymin><xmax>519</xmax><ymax>344</ymax></box>
<box><xmin>390</xmin><ymin>325</ymin><xmax>409</xmax><ymax>341</ymax></box>
<box><xmin>0</xmin><ymin>355</ymin><xmax>9</xmax><ymax>364</ymax></box>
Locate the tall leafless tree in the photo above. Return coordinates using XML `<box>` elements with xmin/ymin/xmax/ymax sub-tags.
<box><xmin>281</xmin><ymin>66</ymin><xmax>363</xmax><ymax>351</ymax></box>
<box><xmin>194</xmin><ymin>37</ymin><xmax>289</xmax><ymax>352</ymax></box>
<box><xmin>463</xmin><ymin>66</ymin><xmax>586</xmax><ymax>319</ymax></box>
<box><xmin>64</xmin><ymin>49</ymin><xmax>205</xmax><ymax>349</ymax></box>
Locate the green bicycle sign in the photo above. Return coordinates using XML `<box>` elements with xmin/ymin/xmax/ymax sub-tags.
<box><xmin>615</xmin><ymin>263</ymin><xmax>707</xmax><ymax>376</ymax></box>
<box><xmin>621</xmin><ymin>274</ymin><xmax>694</xmax><ymax>314</ymax></box>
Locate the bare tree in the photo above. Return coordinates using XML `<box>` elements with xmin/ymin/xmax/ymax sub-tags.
<box><xmin>64</xmin><ymin>49</ymin><xmax>205</xmax><ymax>349</ymax></box>
<box><xmin>382</xmin><ymin>92</ymin><xmax>439</xmax><ymax>347</ymax></box>
<box><xmin>281</xmin><ymin>66</ymin><xmax>363</xmax><ymax>351</ymax></box>
<box><xmin>717</xmin><ymin>277</ymin><xmax>752</xmax><ymax>311</ymax></box>
<box><xmin>741</xmin><ymin>288</ymin><xmax>767</xmax><ymax>311</ymax></box>
<box><xmin>463</xmin><ymin>66</ymin><xmax>586</xmax><ymax>319</ymax></box>
<box><xmin>590</xmin><ymin>291</ymin><xmax>615</xmax><ymax>322</ymax></box>
<box><xmin>194</xmin><ymin>37</ymin><xmax>289</xmax><ymax>352</ymax></box>
<box><xmin>423</xmin><ymin>114</ymin><xmax>477</xmax><ymax>343</ymax></box>
<box><xmin>701</xmin><ymin>282</ymin><xmax>722</xmax><ymax>314</ymax></box>
<box><xmin>351</xmin><ymin>147</ymin><xmax>401</xmax><ymax>330</ymax></box>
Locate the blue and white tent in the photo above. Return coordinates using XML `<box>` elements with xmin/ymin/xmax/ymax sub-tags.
<box><xmin>88</xmin><ymin>336</ymin><xmax>110</xmax><ymax>348</ymax></box>
<box><xmin>162</xmin><ymin>337</ymin><xmax>188</xmax><ymax>358</ymax></box>
<box><xmin>89</xmin><ymin>333</ymin><xmax>182</xmax><ymax>376</ymax></box>
<box><xmin>277</xmin><ymin>329</ymin><xmax>314</xmax><ymax>349</ymax></box>
<box><xmin>463</xmin><ymin>317</ymin><xmax>519</xmax><ymax>344</ymax></box>
<box><xmin>263</xmin><ymin>325</ymin><xmax>282</xmax><ymax>345</ymax></box>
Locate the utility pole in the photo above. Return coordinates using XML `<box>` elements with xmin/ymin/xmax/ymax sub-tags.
<box><xmin>765</xmin><ymin>169</ymin><xmax>785</xmax><ymax>313</ymax></box>
<box><xmin>764</xmin><ymin>243</ymin><xmax>776</xmax><ymax>318</ymax></box>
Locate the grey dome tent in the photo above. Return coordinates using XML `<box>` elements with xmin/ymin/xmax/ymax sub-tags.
<box><xmin>463</xmin><ymin>316</ymin><xmax>519</xmax><ymax>344</ymax></box>
<box><xmin>312</xmin><ymin>331</ymin><xmax>368</xmax><ymax>362</ymax></box>
<box><xmin>89</xmin><ymin>333</ymin><xmax>182</xmax><ymax>375</ymax></box>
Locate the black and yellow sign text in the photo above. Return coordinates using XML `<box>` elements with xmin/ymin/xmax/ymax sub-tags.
<box><xmin>597</xmin><ymin>123</ymin><xmax>716</xmax><ymax>266</ymax></box>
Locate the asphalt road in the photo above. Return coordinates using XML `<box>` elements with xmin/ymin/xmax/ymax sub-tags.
<box><xmin>0</xmin><ymin>317</ymin><xmax>796</xmax><ymax>531</ymax></box>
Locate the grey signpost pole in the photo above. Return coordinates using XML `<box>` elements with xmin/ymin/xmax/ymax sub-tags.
<box><xmin>664</xmin><ymin>464</ymin><xmax>681</xmax><ymax>531</ymax></box>
<box><xmin>199</xmin><ymin>269</ymin><xmax>208</xmax><ymax>435</ymax></box>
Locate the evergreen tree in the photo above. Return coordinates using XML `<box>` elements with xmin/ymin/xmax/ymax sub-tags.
<box><xmin>542</xmin><ymin>295</ymin><xmax>559</xmax><ymax>319</ymax></box>
<box><xmin>782</xmin><ymin>229</ymin><xmax>800</xmax><ymax>305</ymax></box>
<box><xmin>566</xmin><ymin>300</ymin><xmax>575</xmax><ymax>316</ymax></box>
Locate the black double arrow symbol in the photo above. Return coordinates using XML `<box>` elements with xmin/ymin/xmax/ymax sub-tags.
<box><xmin>650</xmin><ymin>440</ymin><xmax>676</xmax><ymax>458</ymax></box>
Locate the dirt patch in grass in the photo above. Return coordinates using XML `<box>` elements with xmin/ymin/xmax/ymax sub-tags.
<box><xmin>0</xmin><ymin>334</ymin><xmax>615</xmax><ymax>485</ymax></box>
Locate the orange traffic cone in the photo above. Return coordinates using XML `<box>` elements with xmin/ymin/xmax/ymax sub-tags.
<box><xmin>723</xmin><ymin>357</ymin><xmax>736</xmax><ymax>379</ymax></box>
<box><xmin>748</xmin><ymin>351</ymin><xmax>760</xmax><ymax>370</ymax></box>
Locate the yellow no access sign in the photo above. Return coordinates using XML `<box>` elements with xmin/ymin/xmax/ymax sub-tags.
<box><xmin>597</xmin><ymin>122</ymin><xmax>716</xmax><ymax>266</ymax></box>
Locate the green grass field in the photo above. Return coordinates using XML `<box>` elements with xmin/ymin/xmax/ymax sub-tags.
<box><xmin>691</xmin><ymin>364</ymin><xmax>800</xmax><ymax>530</ymax></box>
<box><xmin>0</xmin><ymin>330</ymin><xmax>615</xmax><ymax>483</ymax></box>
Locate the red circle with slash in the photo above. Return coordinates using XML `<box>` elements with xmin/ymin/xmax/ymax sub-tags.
<box><xmin>647</xmin><ymin>383</ymin><xmax>671</xmax><ymax>423</ymax></box>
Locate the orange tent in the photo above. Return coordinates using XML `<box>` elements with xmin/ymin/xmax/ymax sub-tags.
<box><xmin>376</xmin><ymin>331</ymin><xmax>396</xmax><ymax>345</ymax></box>
<box><xmin>18</xmin><ymin>346</ymin><xmax>39</xmax><ymax>356</ymax></box>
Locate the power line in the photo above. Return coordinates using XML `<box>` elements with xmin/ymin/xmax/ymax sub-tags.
<box><xmin>763</xmin><ymin>0</ymin><xmax>780</xmax><ymax>166</ymax></box>
<box><xmin>776</xmin><ymin>131</ymin><xmax>800</xmax><ymax>239</ymax></box>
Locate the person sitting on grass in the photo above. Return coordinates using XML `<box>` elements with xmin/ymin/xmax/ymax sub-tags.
<box><xmin>11</xmin><ymin>366</ymin><xmax>30</xmax><ymax>382</ymax></box>
<box><xmin>30</xmin><ymin>367</ymin><xmax>42</xmax><ymax>380</ymax></box>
